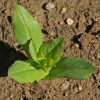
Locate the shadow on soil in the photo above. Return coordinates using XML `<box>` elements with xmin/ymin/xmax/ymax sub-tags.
<box><xmin>0</xmin><ymin>41</ymin><xmax>26</xmax><ymax>77</ymax></box>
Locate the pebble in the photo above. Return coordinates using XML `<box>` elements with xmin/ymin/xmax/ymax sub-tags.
<box><xmin>65</xmin><ymin>92</ymin><xmax>69</xmax><ymax>96</ymax></box>
<box><xmin>86</xmin><ymin>18</ymin><xmax>93</xmax><ymax>26</ymax></box>
<box><xmin>78</xmin><ymin>85</ymin><xmax>82</xmax><ymax>91</ymax></box>
<box><xmin>73</xmin><ymin>86</ymin><xmax>79</xmax><ymax>93</ymax></box>
<box><xmin>10</xmin><ymin>95</ymin><xmax>13</xmax><ymax>98</ymax></box>
<box><xmin>61</xmin><ymin>82</ymin><xmax>70</xmax><ymax>91</ymax></box>
<box><xmin>75</xmin><ymin>43</ymin><xmax>80</xmax><ymax>48</ymax></box>
<box><xmin>49</xmin><ymin>32</ymin><xmax>55</xmax><ymax>36</ymax></box>
<box><xmin>58</xmin><ymin>21</ymin><xmax>64</xmax><ymax>25</ymax></box>
<box><xmin>45</xmin><ymin>3</ymin><xmax>55</xmax><ymax>11</ymax></box>
<box><xmin>66</xmin><ymin>18</ymin><xmax>74</xmax><ymax>25</ymax></box>
<box><xmin>61</xmin><ymin>8</ymin><xmax>67</xmax><ymax>13</ymax></box>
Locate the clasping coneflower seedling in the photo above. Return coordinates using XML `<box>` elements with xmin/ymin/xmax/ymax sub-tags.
<box><xmin>8</xmin><ymin>4</ymin><xmax>96</xmax><ymax>83</ymax></box>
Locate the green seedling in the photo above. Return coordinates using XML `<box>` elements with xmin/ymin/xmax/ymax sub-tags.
<box><xmin>8</xmin><ymin>4</ymin><xmax>96</xmax><ymax>83</ymax></box>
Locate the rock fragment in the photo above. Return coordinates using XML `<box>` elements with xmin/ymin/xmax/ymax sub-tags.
<box><xmin>45</xmin><ymin>3</ymin><xmax>55</xmax><ymax>11</ymax></box>
<box><xmin>61</xmin><ymin>8</ymin><xmax>66</xmax><ymax>14</ymax></box>
<box><xmin>66</xmin><ymin>18</ymin><xmax>74</xmax><ymax>25</ymax></box>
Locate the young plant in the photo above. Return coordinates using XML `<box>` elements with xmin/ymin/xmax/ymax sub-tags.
<box><xmin>8</xmin><ymin>4</ymin><xmax>96</xmax><ymax>83</ymax></box>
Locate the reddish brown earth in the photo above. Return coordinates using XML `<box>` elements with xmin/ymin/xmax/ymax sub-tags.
<box><xmin>0</xmin><ymin>0</ymin><xmax>100</xmax><ymax>100</ymax></box>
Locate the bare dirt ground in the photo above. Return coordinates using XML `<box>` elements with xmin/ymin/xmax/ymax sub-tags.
<box><xmin>0</xmin><ymin>0</ymin><xmax>100</xmax><ymax>100</ymax></box>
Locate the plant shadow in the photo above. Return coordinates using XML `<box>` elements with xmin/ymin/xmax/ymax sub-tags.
<box><xmin>0</xmin><ymin>41</ymin><xmax>26</xmax><ymax>77</ymax></box>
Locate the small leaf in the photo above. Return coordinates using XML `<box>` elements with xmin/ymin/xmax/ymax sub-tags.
<box><xmin>13</xmin><ymin>4</ymin><xmax>42</xmax><ymax>59</ymax></box>
<box><xmin>38</xmin><ymin>38</ymin><xmax>62</xmax><ymax>58</ymax></box>
<box><xmin>8</xmin><ymin>60</ymin><xmax>48</xmax><ymax>83</ymax></box>
<box><xmin>37</xmin><ymin>38</ymin><xmax>63</xmax><ymax>68</ymax></box>
<box><xmin>45</xmin><ymin>57</ymin><xmax>96</xmax><ymax>80</ymax></box>
<box><xmin>46</xmin><ymin>38</ymin><xmax>63</xmax><ymax>63</ymax></box>
<box><xmin>22</xmin><ymin>39</ymin><xmax>36</xmax><ymax>60</ymax></box>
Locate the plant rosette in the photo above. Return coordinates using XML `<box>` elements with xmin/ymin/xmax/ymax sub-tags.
<box><xmin>8</xmin><ymin>4</ymin><xmax>96</xmax><ymax>83</ymax></box>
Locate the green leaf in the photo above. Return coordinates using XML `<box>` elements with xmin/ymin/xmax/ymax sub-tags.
<box><xmin>8</xmin><ymin>60</ymin><xmax>48</xmax><ymax>83</ymax></box>
<box><xmin>47</xmin><ymin>38</ymin><xmax>63</xmax><ymax>63</ymax></box>
<box><xmin>37</xmin><ymin>38</ymin><xmax>63</xmax><ymax>69</ymax></box>
<box><xmin>38</xmin><ymin>38</ymin><xmax>62</xmax><ymax>58</ymax></box>
<box><xmin>45</xmin><ymin>57</ymin><xmax>96</xmax><ymax>80</ymax></box>
<box><xmin>29</xmin><ymin>40</ymin><xmax>37</xmax><ymax>60</ymax></box>
<box><xmin>22</xmin><ymin>39</ymin><xmax>35</xmax><ymax>60</ymax></box>
<box><xmin>13</xmin><ymin>4</ymin><xmax>42</xmax><ymax>59</ymax></box>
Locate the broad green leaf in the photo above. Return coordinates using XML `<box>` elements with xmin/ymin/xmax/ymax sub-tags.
<box><xmin>8</xmin><ymin>60</ymin><xmax>48</xmax><ymax>83</ymax></box>
<box><xmin>37</xmin><ymin>38</ymin><xmax>63</xmax><ymax>69</ymax></box>
<box><xmin>45</xmin><ymin>57</ymin><xmax>96</xmax><ymax>80</ymax></box>
<box><xmin>46</xmin><ymin>38</ymin><xmax>63</xmax><ymax>63</ymax></box>
<box><xmin>13</xmin><ymin>4</ymin><xmax>42</xmax><ymax>59</ymax></box>
<box><xmin>38</xmin><ymin>38</ymin><xmax>63</xmax><ymax>58</ymax></box>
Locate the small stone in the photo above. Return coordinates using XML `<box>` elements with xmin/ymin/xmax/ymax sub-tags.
<box><xmin>45</xmin><ymin>3</ymin><xmax>55</xmax><ymax>11</ymax></box>
<box><xmin>49</xmin><ymin>32</ymin><xmax>55</xmax><ymax>36</ymax></box>
<box><xmin>58</xmin><ymin>21</ymin><xmax>64</xmax><ymax>25</ymax></box>
<box><xmin>61</xmin><ymin>82</ymin><xmax>70</xmax><ymax>91</ymax></box>
<box><xmin>73</xmin><ymin>86</ymin><xmax>79</xmax><ymax>93</ymax></box>
<box><xmin>86</xmin><ymin>19</ymin><xmax>93</xmax><ymax>26</ymax></box>
<box><xmin>65</xmin><ymin>92</ymin><xmax>69</xmax><ymax>96</ymax></box>
<box><xmin>66</xmin><ymin>18</ymin><xmax>74</xmax><ymax>25</ymax></box>
<box><xmin>10</xmin><ymin>95</ymin><xmax>13</xmax><ymax>98</ymax></box>
<box><xmin>61</xmin><ymin>8</ymin><xmax>67</xmax><ymax>13</ymax></box>
<box><xmin>78</xmin><ymin>85</ymin><xmax>82</xmax><ymax>91</ymax></box>
<box><xmin>75</xmin><ymin>43</ymin><xmax>79</xmax><ymax>48</ymax></box>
